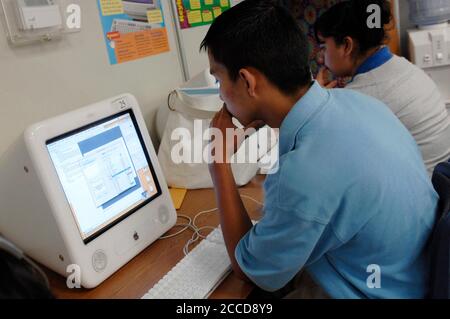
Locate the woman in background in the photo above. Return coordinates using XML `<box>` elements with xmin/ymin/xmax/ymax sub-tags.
<box><xmin>314</xmin><ymin>0</ymin><xmax>450</xmax><ymax>175</ymax></box>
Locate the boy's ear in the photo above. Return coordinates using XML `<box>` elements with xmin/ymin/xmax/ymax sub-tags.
<box><xmin>343</xmin><ymin>36</ymin><xmax>355</xmax><ymax>57</ymax></box>
<box><xmin>238</xmin><ymin>68</ymin><xmax>257</xmax><ymax>97</ymax></box>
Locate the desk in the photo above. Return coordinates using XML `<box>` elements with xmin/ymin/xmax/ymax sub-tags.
<box><xmin>44</xmin><ymin>175</ymin><xmax>266</xmax><ymax>299</ymax></box>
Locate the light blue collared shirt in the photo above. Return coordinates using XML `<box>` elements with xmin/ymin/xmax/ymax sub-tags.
<box><xmin>235</xmin><ymin>82</ymin><xmax>438</xmax><ymax>298</ymax></box>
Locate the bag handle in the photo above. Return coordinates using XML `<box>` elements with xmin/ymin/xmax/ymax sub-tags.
<box><xmin>167</xmin><ymin>90</ymin><xmax>223</xmax><ymax>119</ymax></box>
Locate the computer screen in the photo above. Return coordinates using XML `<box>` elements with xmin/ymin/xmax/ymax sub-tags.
<box><xmin>123</xmin><ymin>0</ymin><xmax>156</xmax><ymax>4</ymax></box>
<box><xmin>46</xmin><ymin>110</ymin><xmax>162</xmax><ymax>244</ymax></box>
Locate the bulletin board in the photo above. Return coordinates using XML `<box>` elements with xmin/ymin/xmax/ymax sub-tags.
<box><xmin>174</xmin><ymin>0</ymin><xmax>231</xmax><ymax>29</ymax></box>
<box><xmin>97</xmin><ymin>0</ymin><xmax>170</xmax><ymax>65</ymax></box>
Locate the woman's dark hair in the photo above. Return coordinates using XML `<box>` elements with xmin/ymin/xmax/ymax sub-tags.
<box><xmin>201</xmin><ymin>0</ymin><xmax>312</xmax><ymax>95</ymax></box>
<box><xmin>314</xmin><ymin>0</ymin><xmax>392</xmax><ymax>55</ymax></box>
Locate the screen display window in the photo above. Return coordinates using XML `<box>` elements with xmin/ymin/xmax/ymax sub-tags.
<box><xmin>47</xmin><ymin>110</ymin><xmax>161</xmax><ymax>244</ymax></box>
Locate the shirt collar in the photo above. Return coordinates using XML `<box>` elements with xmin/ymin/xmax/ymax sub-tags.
<box><xmin>279</xmin><ymin>81</ymin><xmax>330</xmax><ymax>156</ymax></box>
<box><xmin>354</xmin><ymin>46</ymin><xmax>393</xmax><ymax>76</ymax></box>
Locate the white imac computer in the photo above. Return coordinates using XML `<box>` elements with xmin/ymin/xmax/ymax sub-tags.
<box><xmin>0</xmin><ymin>94</ymin><xmax>177</xmax><ymax>288</ymax></box>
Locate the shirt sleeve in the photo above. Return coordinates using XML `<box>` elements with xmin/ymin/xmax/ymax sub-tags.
<box><xmin>235</xmin><ymin>204</ymin><xmax>328</xmax><ymax>292</ymax></box>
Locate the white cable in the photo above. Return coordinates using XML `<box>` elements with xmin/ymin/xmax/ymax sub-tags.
<box><xmin>192</xmin><ymin>207</ymin><xmax>218</xmax><ymax>229</ymax></box>
<box><xmin>159</xmin><ymin>224</ymin><xmax>192</xmax><ymax>240</ymax></box>
<box><xmin>183</xmin><ymin>230</ymin><xmax>200</xmax><ymax>256</ymax></box>
<box><xmin>159</xmin><ymin>194</ymin><xmax>264</xmax><ymax>255</ymax></box>
<box><xmin>240</xmin><ymin>194</ymin><xmax>264</xmax><ymax>206</ymax></box>
<box><xmin>159</xmin><ymin>215</ymin><xmax>192</xmax><ymax>239</ymax></box>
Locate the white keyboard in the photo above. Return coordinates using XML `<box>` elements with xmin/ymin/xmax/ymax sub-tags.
<box><xmin>111</xmin><ymin>19</ymin><xmax>153</xmax><ymax>34</ymax></box>
<box><xmin>142</xmin><ymin>227</ymin><xmax>231</xmax><ymax>299</ymax></box>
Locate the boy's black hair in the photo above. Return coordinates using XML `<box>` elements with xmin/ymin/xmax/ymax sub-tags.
<box><xmin>200</xmin><ymin>0</ymin><xmax>311</xmax><ymax>95</ymax></box>
<box><xmin>314</xmin><ymin>0</ymin><xmax>392</xmax><ymax>55</ymax></box>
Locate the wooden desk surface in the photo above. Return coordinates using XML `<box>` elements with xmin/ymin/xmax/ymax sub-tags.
<box><xmin>44</xmin><ymin>175</ymin><xmax>266</xmax><ymax>299</ymax></box>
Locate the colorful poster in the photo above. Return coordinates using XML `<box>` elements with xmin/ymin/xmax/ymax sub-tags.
<box><xmin>289</xmin><ymin>0</ymin><xmax>350</xmax><ymax>87</ymax></box>
<box><xmin>97</xmin><ymin>0</ymin><xmax>170</xmax><ymax>65</ymax></box>
<box><xmin>174</xmin><ymin>0</ymin><xmax>231</xmax><ymax>29</ymax></box>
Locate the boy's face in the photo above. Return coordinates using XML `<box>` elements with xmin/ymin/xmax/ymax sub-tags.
<box><xmin>208</xmin><ymin>51</ymin><xmax>258</xmax><ymax>127</ymax></box>
<box><xmin>318</xmin><ymin>34</ymin><xmax>353</xmax><ymax>77</ymax></box>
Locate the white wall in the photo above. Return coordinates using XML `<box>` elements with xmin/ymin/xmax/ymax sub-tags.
<box><xmin>169</xmin><ymin>0</ymin><xmax>247</xmax><ymax>81</ymax></box>
<box><xmin>0</xmin><ymin>0</ymin><xmax>184</xmax><ymax>157</ymax></box>
<box><xmin>176</xmin><ymin>25</ymin><xmax>210</xmax><ymax>80</ymax></box>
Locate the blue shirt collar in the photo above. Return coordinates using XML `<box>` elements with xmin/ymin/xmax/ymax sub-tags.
<box><xmin>354</xmin><ymin>46</ymin><xmax>393</xmax><ymax>76</ymax></box>
<box><xmin>279</xmin><ymin>81</ymin><xmax>330</xmax><ymax>156</ymax></box>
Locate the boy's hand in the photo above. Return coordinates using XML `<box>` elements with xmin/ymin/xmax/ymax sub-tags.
<box><xmin>316</xmin><ymin>67</ymin><xmax>338</xmax><ymax>89</ymax></box>
<box><xmin>209</xmin><ymin>106</ymin><xmax>264</xmax><ymax>164</ymax></box>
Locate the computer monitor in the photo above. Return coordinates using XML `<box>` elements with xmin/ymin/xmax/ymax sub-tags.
<box><xmin>122</xmin><ymin>0</ymin><xmax>157</xmax><ymax>21</ymax></box>
<box><xmin>0</xmin><ymin>94</ymin><xmax>176</xmax><ymax>288</ymax></box>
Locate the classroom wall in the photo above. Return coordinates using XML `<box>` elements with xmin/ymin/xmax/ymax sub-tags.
<box><xmin>397</xmin><ymin>0</ymin><xmax>414</xmax><ymax>57</ymax></box>
<box><xmin>176</xmin><ymin>24</ymin><xmax>209</xmax><ymax>80</ymax></box>
<box><xmin>0</xmin><ymin>0</ymin><xmax>423</xmax><ymax>160</ymax></box>
<box><xmin>0</xmin><ymin>0</ymin><xmax>184</xmax><ymax>158</ymax></box>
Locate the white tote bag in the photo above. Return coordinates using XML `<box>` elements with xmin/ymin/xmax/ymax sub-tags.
<box><xmin>157</xmin><ymin>87</ymin><xmax>262</xmax><ymax>189</ymax></box>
